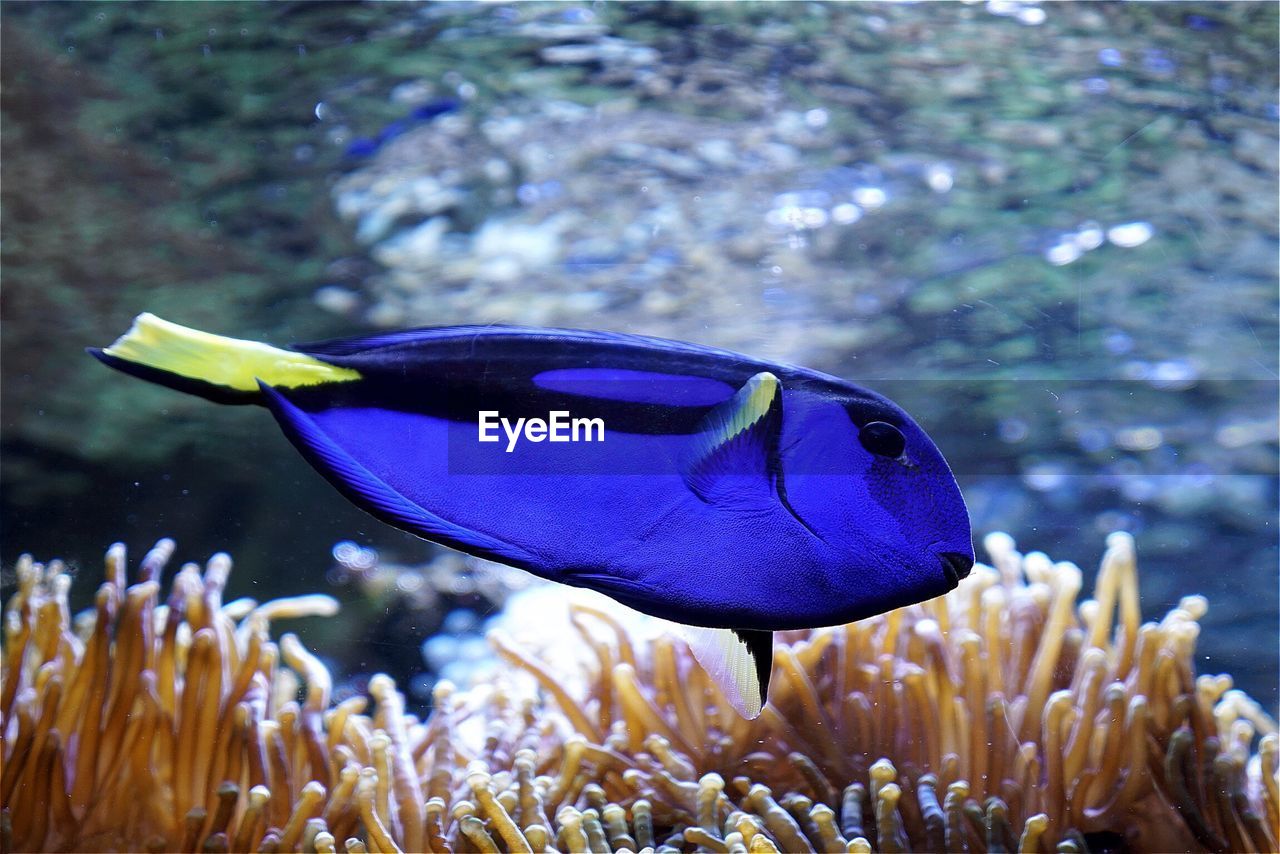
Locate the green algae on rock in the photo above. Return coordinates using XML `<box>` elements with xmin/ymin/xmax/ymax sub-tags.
<box><xmin>1</xmin><ymin>533</ymin><xmax>1276</xmax><ymax>852</ymax></box>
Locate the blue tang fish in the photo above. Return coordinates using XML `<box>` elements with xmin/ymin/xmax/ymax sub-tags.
<box><xmin>90</xmin><ymin>314</ymin><xmax>973</xmax><ymax>717</ymax></box>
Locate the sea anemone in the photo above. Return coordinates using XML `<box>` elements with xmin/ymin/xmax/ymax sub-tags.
<box><xmin>2</xmin><ymin>533</ymin><xmax>1276</xmax><ymax>852</ymax></box>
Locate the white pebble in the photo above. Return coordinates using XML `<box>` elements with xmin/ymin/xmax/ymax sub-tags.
<box><xmin>1107</xmin><ymin>221</ymin><xmax>1154</xmax><ymax>248</ymax></box>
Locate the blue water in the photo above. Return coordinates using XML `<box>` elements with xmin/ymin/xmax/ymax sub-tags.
<box><xmin>2</xmin><ymin>2</ymin><xmax>1276</xmax><ymax>707</ymax></box>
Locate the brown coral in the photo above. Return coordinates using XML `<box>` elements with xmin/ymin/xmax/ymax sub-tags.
<box><xmin>1</xmin><ymin>533</ymin><xmax>1276</xmax><ymax>853</ymax></box>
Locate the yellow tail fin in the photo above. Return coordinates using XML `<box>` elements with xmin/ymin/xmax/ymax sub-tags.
<box><xmin>94</xmin><ymin>313</ymin><xmax>360</xmax><ymax>399</ymax></box>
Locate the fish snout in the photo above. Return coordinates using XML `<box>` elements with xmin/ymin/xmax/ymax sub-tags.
<box><xmin>939</xmin><ymin>551</ymin><xmax>974</xmax><ymax>587</ymax></box>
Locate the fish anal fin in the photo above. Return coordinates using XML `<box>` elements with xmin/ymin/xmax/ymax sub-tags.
<box><xmin>682</xmin><ymin>371</ymin><xmax>781</xmax><ymax>502</ymax></box>
<box><xmin>257</xmin><ymin>382</ymin><xmax>542</xmax><ymax>570</ymax></box>
<box><xmin>678</xmin><ymin>625</ymin><xmax>774</xmax><ymax>719</ymax></box>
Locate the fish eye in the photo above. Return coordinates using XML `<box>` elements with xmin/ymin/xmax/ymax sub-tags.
<box><xmin>859</xmin><ymin>421</ymin><xmax>905</xmax><ymax>458</ymax></box>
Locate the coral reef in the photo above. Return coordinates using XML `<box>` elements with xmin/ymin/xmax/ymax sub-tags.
<box><xmin>2</xmin><ymin>533</ymin><xmax>1276</xmax><ymax>852</ymax></box>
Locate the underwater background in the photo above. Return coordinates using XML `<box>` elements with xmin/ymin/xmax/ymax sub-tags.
<box><xmin>2</xmin><ymin>0</ymin><xmax>1277</xmax><ymax>723</ymax></box>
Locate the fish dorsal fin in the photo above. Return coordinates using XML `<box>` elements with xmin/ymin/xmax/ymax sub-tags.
<box><xmin>679</xmin><ymin>626</ymin><xmax>774</xmax><ymax>719</ymax></box>
<box><xmin>682</xmin><ymin>371</ymin><xmax>781</xmax><ymax>502</ymax></box>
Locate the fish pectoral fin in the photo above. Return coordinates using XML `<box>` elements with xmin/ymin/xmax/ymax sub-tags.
<box><xmin>678</xmin><ymin>625</ymin><xmax>773</xmax><ymax>719</ymax></box>
<box><xmin>681</xmin><ymin>371</ymin><xmax>781</xmax><ymax>503</ymax></box>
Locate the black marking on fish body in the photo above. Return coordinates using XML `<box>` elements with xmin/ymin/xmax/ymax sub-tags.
<box><xmin>288</xmin><ymin>325</ymin><xmax>910</xmax><ymax>440</ymax></box>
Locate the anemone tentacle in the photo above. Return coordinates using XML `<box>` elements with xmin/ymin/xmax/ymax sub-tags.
<box><xmin>1</xmin><ymin>534</ymin><xmax>1275</xmax><ymax>852</ymax></box>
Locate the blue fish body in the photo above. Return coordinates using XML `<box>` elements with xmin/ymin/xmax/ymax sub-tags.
<box><xmin>91</xmin><ymin>316</ymin><xmax>973</xmax><ymax>716</ymax></box>
<box><xmin>344</xmin><ymin>98</ymin><xmax>461</xmax><ymax>159</ymax></box>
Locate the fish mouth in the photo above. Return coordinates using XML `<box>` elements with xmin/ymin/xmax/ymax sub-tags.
<box><xmin>939</xmin><ymin>551</ymin><xmax>974</xmax><ymax>587</ymax></box>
